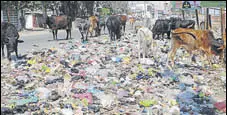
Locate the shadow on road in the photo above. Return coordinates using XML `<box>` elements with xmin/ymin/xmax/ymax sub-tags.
<box><xmin>47</xmin><ymin>38</ymin><xmax>74</xmax><ymax>42</ymax></box>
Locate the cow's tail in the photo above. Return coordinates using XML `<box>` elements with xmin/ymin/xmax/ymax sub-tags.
<box><xmin>172</xmin><ymin>32</ymin><xmax>197</xmax><ymax>40</ymax></box>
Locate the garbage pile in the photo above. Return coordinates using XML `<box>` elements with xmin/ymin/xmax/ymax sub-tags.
<box><xmin>1</xmin><ymin>33</ymin><xmax>226</xmax><ymax>114</ymax></box>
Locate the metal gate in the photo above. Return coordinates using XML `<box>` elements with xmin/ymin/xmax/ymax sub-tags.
<box><xmin>2</xmin><ymin>9</ymin><xmax>20</xmax><ymax>30</ymax></box>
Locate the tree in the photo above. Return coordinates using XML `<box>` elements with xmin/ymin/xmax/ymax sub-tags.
<box><xmin>84</xmin><ymin>1</ymin><xmax>95</xmax><ymax>16</ymax></box>
<box><xmin>110</xmin><ymin>1</ymin><xmax>129</xmax><ymax>14</ymax></box>
<box><xmin>1</xmin><ymin>1</ymin><xmax>32</xmax><ymax>22</ymax></box>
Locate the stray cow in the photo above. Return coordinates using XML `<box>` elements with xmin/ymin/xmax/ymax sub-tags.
<box><xmin>98</xmin><ymin>16</ymin><xmax>108</xmax><ymax>35</ymax></box>
<box><xmin>46</xmin><ymin>15</ymin><xmax>72</xmax><ymax>40</ymax></box>
<box><xmin>152</xmin><ymin>17</ymin><xmax>195</xmax><ymax>40</ymax></box>
<box><xmin>118</xmin><ymin>15</ymin><xmax>127</xmax><ymax>33</ymax></box>
<box><xmin>106</xmin><ymin>16</ymin><xmax>122</xmax><ymax>41</ymax></box>
<box><xmin>1</xmin><ymin>22</ymin><xmax>24</xmax><ymax>60</ymax></box>
<box><xmin>77</xmin><ymin>18</ymin><xmax>90</xmax><ymax>42</ymax></box>
<box><xmin>168</xmin><ymin>28</ymin><xmax>225</xmax><ymax>67</ymax></box>
<box><xmin>137</xmin><ymin>27</ymin><xmax>154</xmax><ymax>60</ymax></box>
<box><xmin>88</xmin><ymin>16</ymin><xmax>100</xmax><ymax>37</ymax></box>
<box><xmin>129</xmin><ymin>17</ymin><xmax>136</xmax><ymax>28</ymax></box>
<box><xmin>170</xmin><ymin>19</ymin><xmax>195</xmax><ymax>30</ymax></box>
<box><xmin>152</xmin><ymin>19</ymin><xmax>171</xmax><ymax>40</ymax></box>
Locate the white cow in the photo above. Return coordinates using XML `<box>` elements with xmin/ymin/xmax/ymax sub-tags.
<box><xmin>137</xmin><ymin>27</ymin><xmax>154</xmax><ymax>61</ymax></box>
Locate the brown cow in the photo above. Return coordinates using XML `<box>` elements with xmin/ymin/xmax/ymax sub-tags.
<box><xmin>46</xmin><ymin>15</ymin><xmax>72</xmax><ymax>40</ymax></box>
<box><xmin>129</xmin><ymin>17</ymin><xmax>136</xmax><ymax>28</ymax></box>
<box><xmin>118</xmin><ymin>15</ymin><xmax>127</xmax><ymax>32</ymax></box>
<box><xmin>167</xmin><ymin>28</ymin><xmax>225</xmax><ymax>67</ymax></box>
<box><xmin>88</xmin><ymin>16</ymin><xmax>99</xmax><ymax>37</ymax></box>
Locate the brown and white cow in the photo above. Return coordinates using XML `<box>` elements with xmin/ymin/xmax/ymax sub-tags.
<box><xmin>167</xmin><ymin>28</ymin><xmax>225</xmax><ymax>67</ymax></box>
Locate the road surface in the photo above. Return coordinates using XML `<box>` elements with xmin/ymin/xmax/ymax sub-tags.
<box><xmin>18</xmin><ymin>29</ymin><xmax>82</xmax><ymax>54</ymax></box>
<box><xmin>1</xmin><ymin>21</ymin><xmax>135</xmax><ymax>59</ymax></box>
<box><xmin>1</xmin><ymin>28</ymin><xmax>83</xmax><ymax>60</ymax></box>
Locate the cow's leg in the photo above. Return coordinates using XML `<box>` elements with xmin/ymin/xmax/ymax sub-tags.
<box><xmin>162</xmin><ymin>33</ymin><xmax>164</xmax><ymax>40</ymax></box>
<box><xmin>15</xmin><ymin>42</ymin><xmax>18</xmax><ymax>58</ymax></box>
<box><xmin>79</xmin><ymin>30</ymin><xmax>84</xmax><ymax>42</ymax></box>
<box><xmin>169</xmin><ymin>48</ymin><xmax>177</xmax><ymax>67</ymax></box>
<box><xmin>107</xmin><ymin>28</ymin><xmax>111</xmax><ymax>41</ymax></box>
<box><xmin>157</xmin><ymin>34</ymin><xmax>160</xmax><ymax>40</ymax></box>
<box><xmin>114</xmin><ymin>32</ymin><xmax>117</xmax><ymax>41</ymax></box>
<box><xmin>187</xmin><ymin>50</ymin><xmax>193</xmax><ymax>65</ymax></box>
<box><xmin>191</xmin><ymin>54</ymin><xmax>197</xmax><ymax>65</ymax></box>
<box><xmin>1</xmin><ymin>43</ymin><xmax>5</xmax><ymax>57</ymax></box>
<box><xmin>52</xmin><ymin>30</ymin><xmax>55</xmax><ymax>40</ymax></box>
<box><xmin>167</xmin><ymin>31</ymin><xmax>171</xmax><ymax>39</ymax></box>
<box><xmin>70</xmin><ymin>29</ymin><xmax>72</xmax><ymax>39</ymax></box>
<box><xmin>90</xmin><ymin>31</ymin><xmax>93</xmax><ymax>37</ymax></box>
<box><xmin>103</xmin><ymin>25</ymin><xmax>106</xmax><ymax>34</ymax></box>
<box><xmin>150</xmin><ymin>39</ymin><xmax>154</xmax><ymax>56</ymax></box>
<box><xmin>218</xmin><ymin>52</ymin><xmax>224</xmax><ymax>64</ymax></box>
<box><xmin>85</xmin><ymin>30</ymin><xmax>89</xmax><ymax>41</ymax></box>
<box><xmin>143</xmin><ymin>43</ymin><xmax>146</xmax><ymax>59</ymax></box>
<box><xmin>202</xmin><ymin>51</ymin><xmax>212</xmax><ymax>67</ymax></box>
<box><xmin>94</xmin><ymin>28</ymin><xmax>97</xmax><ymax>37</ymax></box>
<box><xmin>111</xmin><ymin>32</ymin><xmax>114</xmax><ymax>41</ymax></box>
<box><xmin>117</xmin><ymin>30</ymin><xmax>121</xmax><ymax>40</ymax></box>
<box><xmin>55</xmin><ymin>30</ymin><xmax>58</xmax><ymax>40</ymax></box>
<box><xmin>138</xmin><ymin>39</ymin><xmax>141</xmax><ymax>60</ymax></box>
<box><xmin>153</xmin><ymin>34</ymin><xmax>156</xmax><ymax>40</ymax></box>
<box><xmin>6</xmin><ymin>46</ymin><xmax>11</xmax><ymax>60</ymax></box>
<box><xmin>66</xmin><ymin>29</ymin><xmax>69</xmax><ymax>40</ymax></box>
<box><xmin>168</xmin><ymin>40</ymin><xmax>180</xmax><ymax>67</ymax></box>
<box><xmin>112</xmin><ymin>32</ymin><xmax>115</xmax><ymax>41</ymax></box>
<box><xmin>206</xmin><ymin>53</ymin><xmax>212</xmax><ymax>67</ymax></box>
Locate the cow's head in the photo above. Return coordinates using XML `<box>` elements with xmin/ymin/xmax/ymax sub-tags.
<box><xmin>78</xmin><ymin>19</ymin><xmax>89</xmax><ymax>35</ymax></box>
<box><xmin>169</xmin><ymin>17</ymin><xmax>182</xmax><ymax>30</ymax></box>
<box><xmin>46</xmin><ymin>16</ymin><xmax>55</xmax><ymax>29</ymax></box>
<box><xmin>208</xmin><ymin>31</ymin><xmax>225</xmax><ymax>55</ymax></box>
<box><xmin>5</xmin><ymin>32</ymin><xmax>19</xmax><ymax>52</ymax></box>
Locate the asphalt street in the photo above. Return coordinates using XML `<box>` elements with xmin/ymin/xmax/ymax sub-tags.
<box><xmin>1</xmin><ymin>28</ymin><xmax>83</xmax><ymax>59</ymax></box>
<box><xmin>1</xmin><ymin>21</ymin><xmax>136</xmax><ymax>59</ymax></box>
<box><xmin>18</xmin><ymin>28</ymin><xmax>82</xmax><ymax>54</ymax></box>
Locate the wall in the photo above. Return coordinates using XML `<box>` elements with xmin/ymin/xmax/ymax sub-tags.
<box><xmin>25</xmin><ymin>15</ymin><xmax>33</xmax><ymax>29</ymax></box>
<box><xmin>2</xmin><ymin>9</ymin><xmax>20</xmax><ymax>30</ymax></box>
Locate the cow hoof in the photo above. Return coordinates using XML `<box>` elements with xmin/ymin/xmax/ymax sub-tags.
<box><xmin>7</xmin><ymin>58</ymin><xmax>12</xmax><ymax>61</ymax></box>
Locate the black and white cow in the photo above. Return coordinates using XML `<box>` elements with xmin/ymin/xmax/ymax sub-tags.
<box><xmin>1</xmin><ymin>22</ymin><xmax>24</xmax><ymax>60</ymax></box>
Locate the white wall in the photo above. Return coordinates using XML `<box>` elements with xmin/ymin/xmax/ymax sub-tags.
<box><xmin>1</xmin><ymin>10</ymin><xmax>3</xmax><ymax>22</ymax></box>
<box><xmin>25</xmin><ymin>15</ymin><xmax>33</xmax><ymax>29</ymax></box>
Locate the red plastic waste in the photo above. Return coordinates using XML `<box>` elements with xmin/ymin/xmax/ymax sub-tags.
<box><xmin>214</xmin><ymin>101</ymin><xmax>226</xmax><ymax>112</ymax></box>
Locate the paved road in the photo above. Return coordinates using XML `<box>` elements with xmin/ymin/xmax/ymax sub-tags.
<box><xmin>1</xmin><ymin>28</ymin><xmax>82</xmax><ymax>60</ymax></box>
<box><xmin>1</xmin><ymin>21</ymin><xmax>135</xmax><ymax>59</ymax></box>
<box><xmin>17</xmin><ymin>29</ymin><xmax>82</xmax><ymax>55</ymax></box>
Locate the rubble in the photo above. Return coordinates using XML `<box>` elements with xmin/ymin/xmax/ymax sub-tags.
<box><xmin>1</xmin><ymin>29</ymin><xmax>226</xmax><ymax>114</ymax></box>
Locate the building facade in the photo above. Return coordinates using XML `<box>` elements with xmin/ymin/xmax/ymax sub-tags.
<box><xmin>128</xmin><ymin>1</ymin><xmax>171</xmax><ymax>19</ymax></box>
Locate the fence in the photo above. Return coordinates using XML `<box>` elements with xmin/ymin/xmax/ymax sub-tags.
<box><xmin>172</xmin><ymin>7</ymin><xmax>226</xmax><ymax>38</ymax></box>
<box><xmin>199</xmin><ymin>8</ymin><xmax>226</xmax><ymax>37</ymax></box>
<box><xmin>2</xmin><ymin>9</ymin><xmax>20</xmax><ymax>30</ymax></box>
